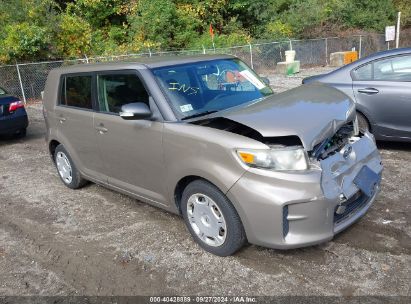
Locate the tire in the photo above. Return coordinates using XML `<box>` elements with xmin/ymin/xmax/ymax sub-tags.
<box><xmin>13</xmin><ymin>128</ymin><xmax>26</xmax><ymax>139</ymax></box>
<box><xmin>54</xmin><ymin>144</ymin><xmax>87</xmax><ymax>189</ymax></box>
<box><xmin>357</xmin><ymin>112</ymin><xmax>370</xmax><ymax>133</ymax></box>
<box><xmin>181</xmin><ymin>180</ymin><xmax>247</xmax><ymax>256</ymax></box>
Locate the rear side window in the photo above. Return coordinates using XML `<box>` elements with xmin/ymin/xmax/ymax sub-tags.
<box><xmin>97</xmin><ymin>73</ymin><xmax>149</xmax><ymax>113</ymax></box>
<box><xmin>60</xmin><ymin>75</ymin><xmax>93</xmax><ymax>109</ymax></box>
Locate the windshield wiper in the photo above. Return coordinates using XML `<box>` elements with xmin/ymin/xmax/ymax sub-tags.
<box><xmin>181</xmin><ymin>110</ymin><xmax>218</xmax><ymax>120</ymax></box>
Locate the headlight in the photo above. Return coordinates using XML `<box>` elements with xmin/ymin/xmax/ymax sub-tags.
<box><xmin>236</xmin><ymin>146</ymin><xmax>308</xmax><ymax>171</ymax></box>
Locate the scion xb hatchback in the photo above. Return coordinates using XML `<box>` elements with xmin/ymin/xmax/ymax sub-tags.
<box><xmin>43</xmin><ymin>55</ymin><xmax>383</xmax><ymax>256</ymax></box>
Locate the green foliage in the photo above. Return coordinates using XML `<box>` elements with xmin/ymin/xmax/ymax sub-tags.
<box><xmin>66</xmin><ymin>0</ymin><xmax>128</xmax><ymax>27</ymax></box>
<box><xmin>0</xmin><ymin>0</ymin><xmax>57</xmax><ymax>62</ymax></box>
<box><xmin>127</xmin><ymin>0</ymin><xmax>177</xmax><ymax>50</ymax></box>
<box><xmin>393</xmin><ymin>0</ymin><xmax>411</xmax><ymax>27</ymax></box>
<box><xmin>56</xmin><ymin>13</ymin><xmax>92</xmax><ymax>58</ymax></box>
<box><xmin>332</xmin><ymin>0</ymin><xmax>396</xmax><ymax>30</ymax></box>
<box><xmin>1</xmin><ymin>23</ymin><xmax>50</xmax><ymax>61</ymax></box>
<box><xmin>265</xmin><ymin>21</ymin><xmax>293</xmax><ymax>39</ymax></box>
<box><xmin>284</xmin><ymin>0</ymin><xmax>330</xmax><ymax>34</ymax></box>
<box><xmin>0</xmin><ymin>0</ymin><xmax>407</xmax><ymax>64</ymax></box>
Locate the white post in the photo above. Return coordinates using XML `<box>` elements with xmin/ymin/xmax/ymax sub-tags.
<box><xmin>15</xmin><ymin>63</ymin><xmax>26</xmax><ymax>104</ymax></box>
<box><xmin>249</xmin><ymin>43</ymin><xmax>254</xmax><ymax>69</ymax></box>
<box><xmin>396</xmin><ymin>12</ymin><xmax>401</xmax><ymax>48</ymax></box>
<box><xmin>149</xmin><ymin>48</ymin><xmax>152</xmax><ymax>57</ymax></box>
<box><xmin>202</xmin><ymin>45</ymin><xmax>206</xmax><ymax>54</ymax></box>
<box><xmin>325</xmin><ymin>38</ymin><xmax>328</xmax><ymax>65</ymax></box>
<box><xmin>359</xmin><ymin>35</ymin><xmax>362</xmax><ymax>58</ymax></box>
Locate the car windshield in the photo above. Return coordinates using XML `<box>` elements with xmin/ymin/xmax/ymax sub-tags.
<box><xmin>152</xmin><ymin>58</ymin><xmax>273</xmax><ymax>119</ymax></box>
<box><xmin>0</xmin><ymin>87</ymin><xmax>7</xmax><ymax>95</ymax></box>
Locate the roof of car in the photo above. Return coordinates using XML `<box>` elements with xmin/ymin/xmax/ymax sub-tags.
<box><xmin>52</xmin><ymin>54</ymin><xmax>235</xmax><ymax>74</ymax></box>
<box><xmin>361</xmin><ymin>47</ymin><xmax>411</xmax><ymax>61</ymax></box>
<box><xmin>307</xmin><ymin>47</ymin><xmax>411</xmax><ymax>82</ymax></box>
<box><xmin>339</xmin><ymin>47</ymin><xmax>411</xmax><ymax>71</ymax></box>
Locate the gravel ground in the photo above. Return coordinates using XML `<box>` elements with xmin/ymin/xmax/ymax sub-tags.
<box><xmin>0</xmin><ymin>67</ymin><xmax>410</xmax><ymax>296</ymax></box>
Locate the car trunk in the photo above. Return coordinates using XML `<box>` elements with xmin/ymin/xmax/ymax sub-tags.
<box><xmin>0</xmin><ymin>96</ymin><xmax>19</xmax><ymax>117</ymax></box>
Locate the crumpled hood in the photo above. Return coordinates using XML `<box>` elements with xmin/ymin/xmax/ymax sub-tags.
<box><xmin>211</xmin><ymin>83</ymin><xmax>355</xmax><ymax>150</ymax></box>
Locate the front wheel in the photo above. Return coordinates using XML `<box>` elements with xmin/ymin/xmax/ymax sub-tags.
<box><xmin>181</xmin><ymin>180</ymin><xmax>246</xmax><ymax>256</ymax></box>
<box><xmin>357</xmin><ymin>112</ymin><xmax>370</xmax><ymax>133</ymax></box>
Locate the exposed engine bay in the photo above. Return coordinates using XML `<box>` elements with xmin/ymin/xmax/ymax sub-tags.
<box><xmin>191</xmin><ymin>116</ymin><xmax>360</xmax><ymax>162</ymax></box>
<box><xmin>311</xmin><ymin>120</ymin><xmax>359</xmax><ymax>160</ymax></box>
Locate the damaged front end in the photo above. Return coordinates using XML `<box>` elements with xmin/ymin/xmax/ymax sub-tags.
<box><xmin>309</xmin><ymin>120</ymin><xmax>383</xmax><ymax>231</ymax></box>
<box><xmin>189</xmin><ymin>92</ymin><xmax>382</xmax><ymax>239</ymax></box>
<box><xmin>202</xmin><ymin>116</ymin><xmax>382</xmax><ymax>237</ymax></box>
<box><xmin>191</xmin><ymin>84</ymin><xmax>384</xmax><ymax>248</ymax></box>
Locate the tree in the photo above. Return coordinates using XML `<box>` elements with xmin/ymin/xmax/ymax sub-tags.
<box><xmin>127</xmin><ymin>0</ymin><xmax>177</xmax><ymax>51</ymax></box>
<box><xmin>0</xmin><ymin>0</ymin><xmax>407</xmax><ymax>64</ymax></box>
<box><xmin>1</xmin><ymin>23</ymin><xmax>50</xmax><ymax>62</ymax></box>
<box><xmin>55</xmin><ymin>14</ymin><xmax>92</xmax><ymax>58</ymax></box>
<box><xmin>0</xmin><ymin>0</ymin><xmax>57</xmax><ymax>62</ymax></box>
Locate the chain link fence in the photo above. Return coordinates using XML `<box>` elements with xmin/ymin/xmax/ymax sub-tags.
<box><xmin>0</xmin><ymin>33</ymin><xmax>406</xmax><ymax>102</ymax></box>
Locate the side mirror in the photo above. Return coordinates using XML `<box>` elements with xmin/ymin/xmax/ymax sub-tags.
<box><xmin>120</xmin><ymin>102</ymin><xmax>152</xmax><ymax>120</ymax></box>
<box><xmin>260</xmin><ymin>77</ymin><xmax>270</xmax><ymax>86</ymax></box>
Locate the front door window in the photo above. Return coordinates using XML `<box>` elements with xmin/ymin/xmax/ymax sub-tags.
<box><xmin>97</xmin><ymin>73</ymin><xmax>149</xmax><ymax>113</ymax></box>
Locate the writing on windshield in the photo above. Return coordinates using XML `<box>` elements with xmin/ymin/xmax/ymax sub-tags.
<box><xmin>152</xmin><ymin>58</ymin><xmax>273</xmax><ymax>118</ymax></box>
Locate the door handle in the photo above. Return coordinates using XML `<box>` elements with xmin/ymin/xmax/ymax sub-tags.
<box><xmin>95</xmin><ymin>125</ymin><xmax>108</xmax><ymax>134</ymax></box>
<box><xmin>357</xmin><ymin>88</ymin><xmax>379</xmax><ymax>95</ymax></box>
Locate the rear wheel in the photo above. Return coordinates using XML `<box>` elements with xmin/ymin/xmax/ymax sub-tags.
<box><xmin>357</xmin><ymin>112</ymin><xmax>370</xmax><ymax>133</ymax></box>
<box><xmin>54</xmin><ymin>144</ymin><xmax>87</xmax><ymax>189</ymax></box>
<box><xmin>181</xmin><ymin>180</ymin><xmax>246</xmax><ymax>256</ymax></box>
<box><xmin>14</xmin><ymin>128</ymin><xmax>26</xmax><ymax>138</ymax></box>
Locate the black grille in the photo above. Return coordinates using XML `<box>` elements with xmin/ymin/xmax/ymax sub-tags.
<box><xmin>334</xmin><ymin>191</ymin><xmax>369</xmax><ymax>224</ymax></box>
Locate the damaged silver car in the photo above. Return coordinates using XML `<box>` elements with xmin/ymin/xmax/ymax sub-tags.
<box><xmin>43</xmin><ymin>55</ymin><xmax>383</xmax><ymax>256</ymax></box>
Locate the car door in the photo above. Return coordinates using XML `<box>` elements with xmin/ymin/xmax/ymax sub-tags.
<box><xmin>93</xmin><ymin>70</ymin><xmax>168</xmax><ymax>205</ymax></box>
<box><xmin>54</xmin><ymin>73</ymin><xmax>105</xmax><ymax>180</ymax></box>
<box><xmin>352</xmin><ymin>55</ymin><xmax>411</xmax><ymax>140</ymax></box>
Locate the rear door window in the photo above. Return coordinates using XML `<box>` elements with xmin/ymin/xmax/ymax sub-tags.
<box><xmin>60</xmin><ymin>75</ymin><xmax>93</xmax><ymax>109</ymax></box>
<box><xmin>352</xmin><ymin>55</ymin><xmax>411</xmax><ymax>82</ymax></box>
<box><xmin>373</xmin><ymin>55</ymin><xmax>411</xmax><ymax>81</ymax></box>
<box><xmin>97</xmin><ymin>73</ymin><xmax>149</xmax><ymax>113</ymax></box>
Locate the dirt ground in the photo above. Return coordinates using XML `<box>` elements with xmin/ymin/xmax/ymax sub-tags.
<box><xmin>0</xmin><ymin>67</ymin><xmax>410</xmax><ymax>296</ymax></box>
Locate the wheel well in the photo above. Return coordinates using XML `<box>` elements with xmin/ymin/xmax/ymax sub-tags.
<box><xmin>174</xmin><ymin>175</ymin><xmax>205</xmax><ymax>214</ymax></box>
<box><xmin>49</xmin><ymin>140</ymin><xmax>60</xmax><ymax>160</ymax></box>
<box><xmin>356</xmin><ymin>110</ymin><xmax>372</xmax><ymax>132</ymax></box>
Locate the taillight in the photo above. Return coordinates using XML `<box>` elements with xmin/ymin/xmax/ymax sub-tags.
<box><xmin>9</xmin><ymin>100</ymin><xmax>24</xmax><ymax>112</ymax></box>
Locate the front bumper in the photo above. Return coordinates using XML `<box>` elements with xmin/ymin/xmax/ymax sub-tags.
<box><xmin>227</xmin><ymin>133</ymin><xmax>383</xmax><ymax>249</ymax></box>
